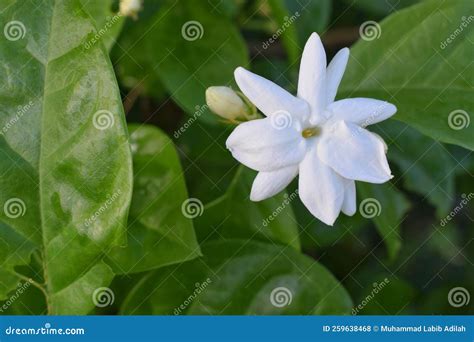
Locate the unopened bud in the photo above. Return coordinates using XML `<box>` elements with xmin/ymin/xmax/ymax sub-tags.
<box><xmin>119</xmin><ymin>0</ymin><xmax>142</xmax><ymax>19</ymax></box>
<box><xmin>205</xmin><ymin>86</ymin><xmax>253</xmax><ymax>121</ymax></box>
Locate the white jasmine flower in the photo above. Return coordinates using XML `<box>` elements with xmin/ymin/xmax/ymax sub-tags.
<box><xmin>119</xmin><ymin>0</ymin><xmax>142</xmax><ymax>19</ymax></box>
<box><xmin>226</xmin><ymin>33</ymin><xmax>396</xmax><ymax>225</ymax></box>
<box><xmin>206</xmin><ymin>86</ymin><xmax>250</xmax><ymax>121</ymax></box>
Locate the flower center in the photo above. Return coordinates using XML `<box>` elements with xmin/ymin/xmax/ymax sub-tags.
<box><xmin>301</xmin><ymin>126</ymin><xmax>321</xmax><ymax>139</ymax></box>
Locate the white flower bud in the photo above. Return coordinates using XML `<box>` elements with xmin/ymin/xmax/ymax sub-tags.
<box><xmin>119</xmin><ymin>0</ymin><xmax>142</xmax><ymax>19</ymax></box>
<box><xmin>205</xmin><ymin>86</ymin><xmax>250</xmax><ymax>121</ymax></box>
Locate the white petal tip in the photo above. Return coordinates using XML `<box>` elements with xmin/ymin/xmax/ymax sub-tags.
<box><xmin>250</xmin><ymin>193</ymin><xmax>263</xmax><ymax>202</ymax></box>
<box><xmin>234</xmin><ymin>66</ymin><xmax>247</xmax><ymax>78</ymax></box>
<box><xmin>308</xmin><ymin>32</ymin><xmax>321</xmax><ymax>41</ymax></box>
<box><xmin>385</xmin><ymin>102</ymin><xmax>397</xmax><ymax>116</ymax></box>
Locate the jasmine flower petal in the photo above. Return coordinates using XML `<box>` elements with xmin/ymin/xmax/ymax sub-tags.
<box><xmin>250</xmin><ymin>165</ymin><xmax>299</xmax><ymax>201</ymax></box>
<box><xmin>226</xmin><ymin>118</ymin><xmax>306</xmax><ymax>172</ymax></box>
<box><xmin>341</xmin><ymin>179</ymin><xmax>356</xmax><ymax>216</ymax></box>
<box><xmin>318</xmin><ymin>121</ymin><xmax>392</xmax><ymax>183</ymax></box>
<box><xmin>326</xmin><ymin>48</ymin><xmax>350</xmax><ymax>104</ymax></box>
<box><xmin>297</xmin><ymin>33</ymin><xmax>327</xmax><ymax>124</ymax></box>
<box><xmin>327</xmin><ymin>98</ymin><xmax>397</xmax><ymax>126</ymax></box>
<box><xmin>298</xmin><ymin>145</ymin><xmax>345</xmax><ymax>226</ymax></box>
<box><xmin>234</xmin><ymin>67</ymin><xmax>310</xmax><ymax>122</ymax></box>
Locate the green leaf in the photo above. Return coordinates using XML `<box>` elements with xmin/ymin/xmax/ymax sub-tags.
<box><xmin>346</xmin><ymin>0</ymin><xmax>421</xmax><ymax>16</ymax></box>
<box><xmin>267</xmin><ymin>0</ymin><xmax>301</xmax><ymax>67</ymax></box>
<box><xmin>339</xmin><ymin>0</ymin><xmax>474</xmax><ymax>150</ymax></box>
<box><xmin>357</xmin><ymin>183</ymin><xmax>410</xmax><ymax>261</ymax></box>
<box><xmin>376</xmin><ymin>121</ymin><xmax>455</xmax><ymax>218</ymax></box>
<box><xmin>121</xmin><ymin>239</ymin><xmax>352</xmax><ymax>315</ymax></box>
<box><xmin>195</xmin><ymin>167</ymin><xmax>301</xmax><ymax>250</ymax></box>
<box><xmin>284</xmin><ymin>0</ymin><xmax>331</xmax><ymax>39</ymax></box>
<box><xmin>114</xmin><ymin>0</ymin><xmax>249</xmax><ymax>124</ymax></box>
<box><xmin>80</xmin><ymin>0</ymin><xmax>124</xmax><ymax>51</ymax></box>
<box><xmin>106</xmin><ymin>125</ymin><xmax>201</xmax><ymax>274</ymax></box>
<box><xmin>0</xmin><ymin>0</ymin><xmax>132</xmax><ymax>314</ymax></box>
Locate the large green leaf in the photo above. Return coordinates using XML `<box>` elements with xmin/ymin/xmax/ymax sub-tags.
<box><xmin>339</xmin><ymin>0</ymin><xmax>474</xmax><ymax>150</ymax></box>
<box><xmin>0</xmin><ymin>0</ymin><xmax>132</xmax><ymax>314</ymax></box>
<box><xmin>345</xmin><ymin>0</ymin><xmax>421</xmax><ymax>16</ymax></box>
<box><xmin>114</xmin><ymin>0</ymin><xmax>248</xmax><ymax>124</ymax></box>
<box><xmin>357</xmin><ymin>183</ymin><xmax>410</xmax><ymax>261</ymax></box>
<box><xmin>106</xmin><ymin>125</ymin><xmax>201</xmax><ymax>274</ymax></box>
<box><xmin>377</xmin><ymin>121</ymin><xmax>455</xmax><ymax>218</ymax></box>
<box><xmin>80</xmin><ymin>0</ymin><xmax>124</xmax><ymax>51</ymax></box>
<box><xmin>284</xmin><ymin>0</ymin><xmax>331</xmax><ymax>41</ymax></box>
<box><xmin>267</xmin><ymin>0</ymin><xmax>301</xmax><ymax>67</ymax></box>
<box><xmin>195</xmin><ymin>167</ymin><xmax>301</xmax><ymax>250</ymax></box>
<box><xmin>121</xmin><ymin>239</ymin><xmax>352</xmax><ymax>315</ymax></box>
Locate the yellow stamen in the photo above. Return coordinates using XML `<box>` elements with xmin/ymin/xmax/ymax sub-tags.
<box><xmin>302</xmin><ymin>127</ymin><xmax>321</xmax><ymax>138</ymax></box>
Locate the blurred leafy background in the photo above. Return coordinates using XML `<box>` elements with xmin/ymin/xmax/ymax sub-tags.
<box><xmin>1</xmin><ymin>0</ymin><xmax>473</xmax><ymax>315</ymax></box>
